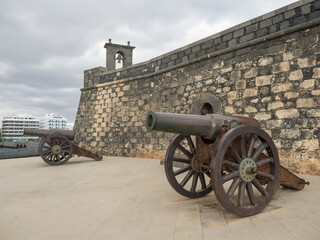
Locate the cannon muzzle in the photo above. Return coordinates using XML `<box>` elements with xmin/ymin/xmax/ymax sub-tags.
<box><xmin>24</xmin><ymin>128</ymin><xmax>75</xmax><ymax>140</ymax></box>
<box><xmin>146</xmin><ymin>111</ymin><xmax>260</xmax><ymax>140</ymax></box>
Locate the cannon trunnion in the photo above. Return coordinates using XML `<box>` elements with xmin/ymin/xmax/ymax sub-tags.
<box><xmin>147</xmin><ymin>111</ymin><xmax>309</xmax><ymax>217</ymax></box>
<box><xmin>24</xmin><ymin>129</ymin><xmax>102</xmax><ymax>165</ymax></box>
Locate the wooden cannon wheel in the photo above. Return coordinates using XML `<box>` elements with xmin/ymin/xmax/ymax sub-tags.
<box><xmin>39</xmin><ymin>133</ymin><xmax>73</xmax><ymax>165</ymax></box>
<box><xmin>210</xmin><ymin>125</ymin><xmax>280</xmax><ymax>217</ymax></box>
<box><xmin>164</xmin><ymin>134</ymin><xmax>212</xmax><ymax>199</ymax></box>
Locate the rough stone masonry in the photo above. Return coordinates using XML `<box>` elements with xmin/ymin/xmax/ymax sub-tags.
<box><xmin>74</xmin><ymin>0</ymin><xmax>320</xmax><ymax>175</ymax></box>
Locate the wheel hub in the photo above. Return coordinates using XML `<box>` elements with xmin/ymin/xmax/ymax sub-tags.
<box><xmin>239</xmin><ymin>158</ymin><xmax>257</xmax><ymax>182</ymax></box>
<box><xmin>52</xmin><ymin>145</ymin><xmax>61</xmax><ymax>154</ymax></box>
<box><xmin>191</xmin><ymin>155</ymin><xmax>202</xmax><ymax>173</ymax></box>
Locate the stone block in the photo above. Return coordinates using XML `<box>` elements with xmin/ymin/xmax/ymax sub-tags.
<box><xmin>243</xmin><ymin>88</ymin><xmax>258</xmax><ymax>98</ymax></box>
<box><xmin>283</xmin><ymin>52</ymin><xmax>294</xmax><ymax>61</ymax></box>
<box><xmin>280</xmin><ymin>129</ymin><xmax>301</xmax><ymax>139</ymax></box>
<box><xmin>236</xmin><ymin>61</ymin><xmax>252</xmax><ymax>70</ymax></box>
<box><xmin>246</xmin><ymin>23</ymin><xmax>258</xmax><ymax>33</ymax></box>
<box><xmin>268</xmin><ymin>101</ymin><xmax>284</xmax><ymax>110</ymax></box>
<box><xmin>245</xmin><ymin>106</ymin><xmax>257</xmax><ymax>113</ymax></box>
<box><xmin>272</xmin><ymin>62</ymin><xmax>290</xmax><ymax>73</ymax></box>
<box><xmin>301</xmin><ymin>4</ymin><xmax>311</xmax><ymax>14</ymax></box>
<box><xmin>272</xmin><ymin>83</ymin><xmax>292</xmax><ymax>93</ymax></box>
<box><xmin>307</xmin><ymin>109</ymin><xmax>320</xmax><ymax>118</ymax></box>
<box><xmin>293</xmin><ymin>139</ymin><xmax>319</xmax><ymax>150</ymax></box>
<box><xmin>244</xmin><ymin>68</ymin><xmax>257</xmax><ymax>78</ymax></box>
<box><xmin>259</xmin><ymin>18</ymin><xmax>272</xmax><ymax>28</ymax></box>
<box><xmin>284</xmin><ymin>92</ymin><xmax>299</xmax><ymax>99</ymax></box>
<box><xmin>313</xmin><ymin>68</ymin><xmax>320</xmax><ymax>78</ymax></box>
<box><xmin>300</xmin><ymin>79</ymin><xmax>315</xmax><ymax>89</ymax></box>
<box><xmin>275</xmin><ymin>109</ymin><xmax>299</xmax><ymax>118</ymax></box>
<box><xmin>297</xmin><ymin>57</ymin><xmax>316</xmax><ymax>68</ymax></box>
<box><xmin>297</xmin><ymin>98</ymin><xmax>316</xmax><ymax>108</ymax></box>
<box><xmin>236</xmin><ymin>80</ymin><xmax>246</xmax><ymax>89</ymax></box>
<box><xmin>230</xmin><ymin>71</ymin><xmax>241</xmax><ymax>81</ymax></box>
<box><xmin>258</xmin><ymin>57</ymin><xmax>273</xmax><ymax>66</ymax></box>
<box><xmin>284</xmin><ymin>9</ymin><xmax>296</xmax><ymax>19</ymax></box>
<box><xmin>233</xmin><ymin>28</ymin><xmax>244</xmax><ymax>38</ymax></box>
<box><xmin>272</xmin><ymin>14</ymin><xmax>284</xmax><ymax>24</ymax></box>
<box><xmin>212</xmin><ymin>60</ymin><xmax>224</xmax><ymax>69</ymax></box>
<box><xmin>220</xmin><ymin>66</ymin><xmax>233</xmax><ymax>73</ymax></box>
<box><xmin>222</xmin><ymin>33</ymin><xmax>233</xmax><ymax>41</ymax></box>
<box><xmin>289</xmin><ymin>70</ymin><xmax>303</xmax><ymax>81</ymax></box>
<box><xmin>239</xmin><ymin>33</ymin><xmax>254</xmax><ymax>43</ymax></box>
<box><xmin>254</xmin><ymin>112</ymin><xmax>271</xmax><ymax>121</ymax></box>
<box><xmin>227</xmin><ymin>91</ymin><xmax>238</xmax><ymax>101</ymax></box>
<box><xmin>224</xmin><ymin>106</ymin><xmax>236</xmax><ymax>114</ymax></box>
<box><xmin>265</xmin><ymin>119</ymin><xmax>283</xmax><ymax>128</ymax></box>
<box><xmin>268</xmin><ymin>44</ymin><xmax>286</xmax><ymax>55</ymax></box>
<box><xmin>256</xmin><ymin>75</ymin><xmax>271</xmax><ymax>86</ymax></box>
<box><xmin>312</xmin><ymin>90</ymin><xmax>320</xmax><ymax>96</ymax></box>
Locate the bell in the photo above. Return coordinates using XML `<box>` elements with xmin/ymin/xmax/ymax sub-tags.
<box><xmin>116</xmin><ymin>53</ymin><xmax>123</xmax><ymax>63</ymax></box>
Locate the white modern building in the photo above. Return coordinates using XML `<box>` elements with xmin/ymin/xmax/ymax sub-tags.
<box><xmin>1</xmin><ymin>115</ymin><xmax>39</xmax><ymax>141</ymax></box>
<box><xmin>39</xmin><ymin>113</ymin><xmax>68</xmax><ymax>130</ymax></box>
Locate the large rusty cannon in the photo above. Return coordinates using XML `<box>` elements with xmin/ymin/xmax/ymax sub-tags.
<box><xmin>146</xmin><ymin>111</ymin><xmax>309</xmax><ymax>217</ymax></box>
<box><xmin>24</xmin><ymin>129</ymin><xmax>102</xmax><ymax>165</ymax></box>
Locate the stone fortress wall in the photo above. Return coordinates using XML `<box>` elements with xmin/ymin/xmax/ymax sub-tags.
<box><xmin>74</xmin><ymin>0</ymin><xmax>320</xmax><ymax>174</ymax></box>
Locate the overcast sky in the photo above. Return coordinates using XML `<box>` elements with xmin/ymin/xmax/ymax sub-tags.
<box><xmin>0</xmin><ymin>0</ymin><xmax>296</xmax><ymax>127</ymax></box>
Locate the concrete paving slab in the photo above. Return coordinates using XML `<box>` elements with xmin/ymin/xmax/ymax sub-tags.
<box><xmin>0</xmin><ymin>156</ymin><xmax>319</xmax><ymax>240</ymax></box>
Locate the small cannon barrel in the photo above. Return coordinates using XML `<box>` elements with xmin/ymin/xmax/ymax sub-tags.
<box><xmin>146</xmin><ymin>111</ymin><xmax>260</xmax><ymax>140</ymax></box>
<box><xmin>24</xmin><ymin>128</ymin><xmax>75</xmax><ymax>140</ymax></box>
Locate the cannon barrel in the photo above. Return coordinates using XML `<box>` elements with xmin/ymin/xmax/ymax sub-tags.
<box><xmin>24</xmin><ymin>128</ymin><xmax>75</xmax><ymax>140</ymax></box>
<box><xmin>146</xmin><ymin>111</ymin><xmax>260</xmax><ymax>140</ymax></box>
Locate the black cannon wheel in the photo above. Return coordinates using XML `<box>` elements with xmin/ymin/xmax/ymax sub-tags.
<box><xmin>164</xmin><ymin>134</ymin><xmax>212</xmax><ymax>199</ymax></box>
<box><xmin>39</xmin><ymin>133</ymin><xmax>73</xmax><ymax>165</ymax></box>
<box><xmin>211</xmin><ymin>125</ymin><xmax>280</xmax><ymax>217</ymax></box>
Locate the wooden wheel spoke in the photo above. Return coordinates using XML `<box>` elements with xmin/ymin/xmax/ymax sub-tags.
<box><xmin>46</xmin><ymin>140</ymin><xmax>54</xmax><ymax>148</ymax></box>
<box><xmin>60</xmin><ymin>150</ymin><xmax>69</xmax><ymax>155</ymax></box>
<box><xmin>199</xmin><ymin>173</ymin><xmax>207</xmax><ymax>190</ymax></box>
<box><xmin>177</xmin><ymin>144</ymin><xmax>193</xmax><ymax>159</ymax></box>
<box><xmin>227</xmin><ymin>177</ymin><xmax>241</xmax><ymax>198</ymax></box>
<box><xmin>222</xmin><ymin>159</ymin><xmax>239</xmax><ymax>170</ymax></box>
<box><xmin>240</xmin><ymin>135</ymin><xmax>247</xmax><ymax>159</ymax></box>
<box><xmin>42</xmin><ymin>149</ymin><xmax>52</xmax><ymax>155</ymax></box>
<box><xmin>246</xmin><ymin>182</ymin><xmax>257</xmax><ymax>206</ymax></box>
<box><xmin>59</xmin><ymin>140</ymin><xmax>67</xmax><ymax>147</ymax></box>
<box><xmin>180</xmin><ymin>170</ymin><xmax>195</xmax><ymax>187</ymax></box>
<box><xmin>190</xmin><ymin>173</ymin><xmax>198</xmax><ymax>192</ymax></box>
<box><xmin>61</xmin><ymin>145</ymin><xmax>72</xmax><ymax>150</ymax></box>
<box><xmin>256</xmin><ymin>171</ymin><xmax>274</xmax><ymax>180</ymax></box>
<box><xmin>46</xmin><ymin>152</ymin><xmax>54</xmax><ymax>160</ymax></box>
<box><xmin>42</xmin><ymin>145</ymin><xmax>51</xmax><ymax>150</ymax></box>
<box><xmin>237</xmin><ymin>181</ymin><xmax>247</xmax><ymax>207</ymax></box>
<box><xmin>174</xmin><ymin>165</ymin><xmax>192</xmax><ymax>176</ymax></box>
<box><xmin>252</xmin><ymin>178</ymin><xmax>268</xmax><ymax>196</ymax></box>
<box><xmin>229</xmin><ymin>145</ymin><xmax>242</xmax><ymax>164</ymax></box>
<box><xmin>186</xmin><ymin>136</ymin><xmax>196</xmax><ymax>155</ymax></box>
<box><xmin>256</xmin><ymin>157</ymin><xmax>274</xmax><ymax>167</ymax></box>
<box><xmin>252</xmin><ymin>142</ymin><xmax>268</xmax><ymax>161</ymax></box>
<box><xmin>247</xmin><ymin>134</ymin><xmax>257</xmax><ymax>158</ymax></box>
<box><xmin>173</xmin><ymin>157</ymin><xmax>191</xmax><ymax>164</ymax></box>
<box><xmin>222</xmin><ymin>171</ymin><xmax>239</xmax><ymax>183</ymax></box>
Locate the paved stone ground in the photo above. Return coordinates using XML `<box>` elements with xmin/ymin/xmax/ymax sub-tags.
<box><xmin>0</xmin><ymin>156</ymin><xmax>319</xmax><ymax>240</ymax></box>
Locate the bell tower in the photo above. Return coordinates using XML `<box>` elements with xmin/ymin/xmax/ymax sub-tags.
<box><xmin>104</xmin><ymin>39</ymin><xmax>135</xmax><ymax>71</ymax></box>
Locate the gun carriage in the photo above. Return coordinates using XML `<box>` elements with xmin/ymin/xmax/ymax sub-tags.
<box><xmin>146</xmin><ymin>111</ymin><xmax>309</xmax><ymax>217</ymax></box>
<box><xmin>24</xmin><ymin>129</ymin><xmax>102</xmax><ymax>165</ymax></box>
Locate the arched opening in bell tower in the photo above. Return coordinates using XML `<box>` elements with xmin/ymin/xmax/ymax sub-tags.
<box><xmin>115</xmin><ymin>51</ymin><xmax>124</xmax><ymax>69</ymax></box>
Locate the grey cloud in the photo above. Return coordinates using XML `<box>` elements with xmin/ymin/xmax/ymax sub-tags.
<box><xmin>0</xmin><ymin>0</ymin><xmax>296</xmax><ymax>124</ymax></box>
